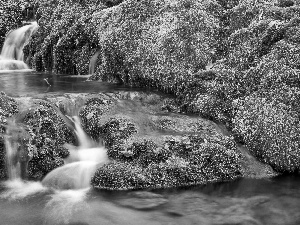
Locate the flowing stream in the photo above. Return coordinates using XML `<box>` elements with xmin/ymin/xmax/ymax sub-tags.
<box><xmin>0</xmin><ymin>71</ymin><xmax>300</xmax><ymax>225</ymax></box>
<box><xmin>0</xmin><ymin>23</ymin><xmax>300</xmax><ymax>225</ymax></box>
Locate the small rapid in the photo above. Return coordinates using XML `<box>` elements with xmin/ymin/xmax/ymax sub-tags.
<box><xmin>1</xmin><ymin>113</ymin><xmax>108</xmax><ymax>224</ymax></box>
<box><xmin>42</xmin><ymin>116</ymin><xmax>108</xmax><ymax>189</ymax></box>
<box><xmin>2</xmin><ymin>112</ymin><xmax>108</xmax><ymax>195</ymax></box>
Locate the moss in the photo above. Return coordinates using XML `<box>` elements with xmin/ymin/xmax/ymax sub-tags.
<box><xmin>79</xmin><ymin>96</ymin><xmax>113</xmax><ymax>141</ymax></box>
<box><xmin>0</xmin><ymin>0</ymin><xmax>35</xmax><ymax>49</ymax></box>
<box><xmin>233</xmin><ymin>86</ymin><xmax>300</xmax><ymax>173</ymax></box>
<box><xmin>23</xmin><ymin>101</ymin><xmax>75</xmax><ymax>179</ymax></box>
<box><xmin>92</xmin><ymin>134</ymin><xmax>243</xmax><ymax>190</ymax></box>
<box><xmin>92</xmin><ymin>0</ymin><xmax>220</xmax><ymax>87</ymax></box>
<box><xmin>24</xmin><ymin>0</ymin><xmax>107</xmax><ymax>74</ymax></box>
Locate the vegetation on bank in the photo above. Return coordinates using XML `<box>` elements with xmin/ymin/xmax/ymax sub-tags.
<box><xmin>1</xmin><ymin>0</ymin><xmax>300</xmax><ymax>188</ymax></box>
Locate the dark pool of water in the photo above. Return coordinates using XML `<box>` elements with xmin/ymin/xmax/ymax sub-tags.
<box><xmin>1</xmin><ymin>175</ymin><xmax>300</xmax><ymax>225</ymax></box>
<box><xmin>0</xmin><ymin>71</ymin><xmax>141</xmax><ymax>96</ymax></box>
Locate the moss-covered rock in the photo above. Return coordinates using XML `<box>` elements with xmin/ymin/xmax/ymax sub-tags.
<box><xmin>79</xmin><ymin>96</ymin><xmax>114</xmax><ymax>141</ymax></box>
<box><xmin>92</xmin><ymin>133</ymin><xmax>243</xmax><ymax>190</ymax></box>
<box><xmin>233</xmin><ymin>86</ymin><xmax>300</xmax><ymax>173</ymax></box>
<box><xmin>0</xmin><ymin>0</ymin><xmax>35</xmax><ymax>49</ymax></box>
<box><xmin>23</xmin><ymin>101</ymin><xmax>74</xmax><ymax>179</ymax></box>
<box><xmin>23</xmin><ymin>0</ymin><xmax>107</xmax><ymax>73</ymax></box>
<box><xmin>91</xmin><ymin>0</ymin><xmax>220</xmax><ymax>87</ymax></box>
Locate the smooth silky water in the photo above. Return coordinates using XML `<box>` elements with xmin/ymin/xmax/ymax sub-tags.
<box><xmin>1</xmin><ymin>24</ymin><xmax>300</xmax><ymax>225</ymax></box>
<box><xmin>0</xmin><ymin>72</ymin><xmax>300</xmax><ymax>225</ymax></box>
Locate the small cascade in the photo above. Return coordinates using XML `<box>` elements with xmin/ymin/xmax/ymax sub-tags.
<box><xmin>42</xmin><ymin>116</ymin><xmax>108</xmax><ymax>189</ymax></box>
<box><xmin>88</xmin><ymin>50</ymin><xmax>101</xmax><ymax>75</ymax></box>
<box><xmin>3</xmin><ymin>120</ymin><xmax>26</xmax><ymax>180</ymax></box>
<box><xmin>0</xmin><ymin>21</ymin><xmax>38</xmax><ymax>71</ymax></box>
<box><xmin>4</xmin><ymin>134</ymin><xmax>21</xmax><ymax>180</ymax></box>
<box><xmin>72</xmin><ymin>116</ymin><xmax>94</xmax><ymax>149</ymax></box>
<box><xmin>1</xmin><ymin>120</ymin><xmax>47</xmax><ymax>200</ymax></box>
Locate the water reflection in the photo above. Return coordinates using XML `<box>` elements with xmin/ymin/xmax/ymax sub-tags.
<box><xmin>0</xmin><ymin>71</ymin><xmax>129</xmax><ymax>97</ymax></box>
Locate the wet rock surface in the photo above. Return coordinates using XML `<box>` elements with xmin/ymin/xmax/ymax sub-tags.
<box><xmin>0</xmin><ymin>91</ymin><xmax>275</xmax><ymax>190</ymax></box>
<box><xmin>74</xmin><ymin>92</ymin><xmax>275</xmax><ymax>190</ymax></box>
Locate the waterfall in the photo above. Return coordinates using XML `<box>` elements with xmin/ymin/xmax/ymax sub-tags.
<box><xmin>88</xmin><ymin>50</ymin><xmax>101</xmax><ymax>75</ymax></box>
<box><xmin>4</xmin><ymin>134</ymin><xmax>21</xmax><ymax>180</ymax></box>
<box><xmin>4</xmin><ymin>120</ymin><xmax>23</xmax><ymax>180</ymax></box>
<box><xmin>2</xmin><ymin>112</ymin><xmax>108</xmax><ymax>190</ymax></box>
<box><xmin>42</xmin><ymin>116</ymin><xmax>109</xmax><ymax>189</ymax></box>
<box><xmin>0</xmin><ymin>21</ymin><xmax>38</xmax><ymax>70</ymax></box>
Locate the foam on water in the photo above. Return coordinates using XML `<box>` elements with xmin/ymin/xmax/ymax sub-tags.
<box><xmin>0</xmin><ymin>179</ymin><xmax>47</xmax><ymax>200</ymax></box>
<box><xmin>0</xmin><ymin>21</ymin><xmax>38</xmax><ymax>70</ymax></box>
<box><xmin>42</xmin><ymin>116</ymin><xmax>109</xmax><ymax>189</ymax></box>
<box><xmin>44</xmin><ymin>189</ymin><xmax>89</xmax><ymax>225</ymax></box>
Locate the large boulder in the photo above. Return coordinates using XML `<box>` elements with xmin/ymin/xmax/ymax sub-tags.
<box><xmin>24</xmin><ymin>0</ymin><xmax>107</xmax><ymax>73</ymax></box>
<box><xmin>77</xmin><ymin>92</ymin><xmax>275</xmax><ymax>190</ymax></box>
<box><xmin>233</xmin><ymin>86</ymin><xmax>300</xmax><ymax>173</ymax></box>
<box><xmin>91</xmin><ymin>0</ymin><xmax>221</xmax><ymax>89</ymax></box>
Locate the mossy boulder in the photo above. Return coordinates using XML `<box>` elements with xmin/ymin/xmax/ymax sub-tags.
<box><xmin>0</xmin><ymin>0</ymin><xmax>35</xmax><ymax>49</ymax></box>
<box><xmin>91</xmin><ymin>0</ymin><xmax>221</xmax><ymax>88</ymax></box>
<box><xmin>23</xmin><ymin>101</ymin><xmax>75</xmax><ymax>179</ymax></box>
<box><xmin>233</xmin><ymin>86</ymin><xmax>300</xmax><ymax>173</ymax></box>
<box><xmin>24</xmin><ymin>0</ymin><xmax>107</xmax><ymax>74</ymax></box>
<box><xmin>79</xmin><ymin>96</ymin><xmax>114</xmax><ymax>142</ymax></box>
<box><xmin>92</xmin><ymin>133</ymin><xmax>243</xmax><ymax>190</ymax></box>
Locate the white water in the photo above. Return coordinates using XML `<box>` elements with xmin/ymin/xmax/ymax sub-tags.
<box><xmin>4</xmin><ymin>134</ymin><xmax>20</xmax><ymax>180</ymax></box>
<box><xmin>88</xmin><ymin>50</ymin><xmax>101</xmax><ymax>75</ymax></box>
<box><xmin>42</xmin><ymin>116</ymin><xmax>108</xmax><ymax>189</ymax></box>
<box><xmin>0</xmin><ymin>22</ymin><xmax>38</xmax><ymax>70</ymax></box>
<box><xmin>44</xmin><ymin>189</ymin><xmax>89</xmax><ymax>225</ymax></box>
<box><xmin>3</xmin><ymin>119</ymin><xmax>25</xmax><ymax>180</ymax></box>
<box><xmin>2</xmin><ymin>115</ymin><xmax>108</xmax><ymax>202</ymax></box>
<box><xmin>0</xmin><ymin>113</ymin><xmax>108</xmax><ymax>224</ymax></box>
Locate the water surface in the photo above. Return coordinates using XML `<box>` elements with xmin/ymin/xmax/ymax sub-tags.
<box><xmin>1</xmin><ymin>71</ymin><xmax>300</xmax><ymax>225</ymax></box>
<box><xmin>0</xmin><ymin>71</ymin><xmax>134</xmax><ymax>96</ymax></box>
<box><xmin>1</xmin><ymin>176</ymin><xmax>300</xmax><ymax>225</ymax></box>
